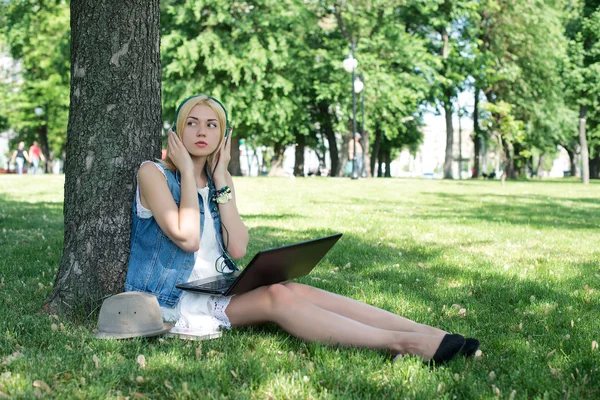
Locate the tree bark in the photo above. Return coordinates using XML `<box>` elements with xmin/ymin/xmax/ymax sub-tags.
<box><xmin>441</xmin><ymin>25</ymin><xmax>454</xmax><ymax>180</ymax></box>
<box><xmin>37</xmin><ymin>124</ymin><xmax>51</xmax><ymax>173</ymax></box>
<box><xmin>337</xmin><ymin>132</ymin><xmax>351</xmax><ymax>177</ymax></box>
<box><xmin>590</xmin><ymin>154</ymin><xmax>599</xmax><ymax>179</ymax></box>
<box><xmin>472</xmin><ymin>87</ymin><xmax>481</xmax><ymax>178</ymax></box>
<box><xmin>565</xmin><ymin>147</ymin><xmax>577</xmax><ymax>177</ymax></box>
<box><xmin>371</xmin><ymin>128</ymin><xmax>381</xmax><ymax>177</ymax></box>
<box><xmin>384</xmin><ymin>150</ymin><xmax>391</xmax><ymax>178</ymax></box>
<box><xmin>442</xmin><ymin>94</ymin><xmax>454</xmax><ymax>179</ymax></box>
<box><xmin>229</xmin><ymin>138</ymin><xmax>242</xmax><ymax>176</ymax></box>
<box><xmin>45</xmin><ymin>0</ymin><xmax>162</xmax><ymax>317</ymax></box>
<box><xmin>267</xmin><ymin>142</ymin><xmax>286</xmax><ymax>176</ymax></box>
<box><xmin>319</xmin><ymin>103</ymin><xmax>339</xmax><ymax>176</ymax></box>
<box><xmin>579</xmin><ymin>104</ymin><xmax>589</xmax><ymax>184</ymax></box>
<box><xmin>294</xmin><ymin>133</ymin><xmax>305</xmax><ymax>177</ymax></box>
<box><xmin>361</xmin><ymin>130</ymin><xmax>370</xmax><ymax>177</ymax></box>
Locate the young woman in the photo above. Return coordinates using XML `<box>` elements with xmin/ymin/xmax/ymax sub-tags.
<box><xmin>125</xmin><ymin>95</ymin><xmax>479</xmax><ymax>364</ymax></box>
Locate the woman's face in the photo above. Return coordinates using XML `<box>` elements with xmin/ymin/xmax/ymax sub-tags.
<box><xmin>181</xmin><ymin>104</ymin><xmax>222</xmax><ymax>158</ymax></box>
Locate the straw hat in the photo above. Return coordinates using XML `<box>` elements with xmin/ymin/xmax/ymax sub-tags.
<box><xmin>93</xmin><ymin>292</ymin><xmax>174</xmax><ymax>339</ymax></box>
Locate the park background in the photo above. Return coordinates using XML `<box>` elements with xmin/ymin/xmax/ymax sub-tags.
<box><xmin>1</xmin><ymin>0</ymin><xmax>600</xmax><ymax>399</ymax></box>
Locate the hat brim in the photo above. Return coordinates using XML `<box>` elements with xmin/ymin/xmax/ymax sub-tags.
<box><xmin>93</xmin><ymin>322</ymin><xmax>174</xmax><ymax>340</ymax></box>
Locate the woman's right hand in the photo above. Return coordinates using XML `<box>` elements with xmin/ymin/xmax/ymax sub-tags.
<box><xmin>167</xmin><ymin>130</ymin><xmax>194</xmax><ymax>174</ymax></box>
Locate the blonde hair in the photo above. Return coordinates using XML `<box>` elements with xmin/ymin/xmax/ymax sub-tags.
<box><xmin>162</xmin><ymin>95</ymin><xmax>228</xmax><ymax>173</ymax></box>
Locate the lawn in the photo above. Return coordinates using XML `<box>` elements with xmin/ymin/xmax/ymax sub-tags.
<box><xmin>0</xmin><ymin>175</ymin><xmax>599</xmax><ymax>399</ymax></box>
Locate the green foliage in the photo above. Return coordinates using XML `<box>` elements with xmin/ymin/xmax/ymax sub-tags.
<box><xmin>0</xmin><ymin>0</ymin><xmax>70</xmax><ymax>156</ymax></box>
<box><xmin>3</xmin><ymin>0</ymin><xmax>600</xmax><ymax>173</ymax></box>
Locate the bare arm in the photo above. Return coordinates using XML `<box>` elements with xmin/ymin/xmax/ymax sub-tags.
<box><xmin>138</xmin><ymin>132</ymin><xmax>200</xmax><ymax>253</ymax></box>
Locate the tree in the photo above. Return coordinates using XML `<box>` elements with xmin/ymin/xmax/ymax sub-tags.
<box><xmin>0</xmin><ymin>0</ymin><xmax>70</xmax><ymax>163</ymax></box>
<box><xmin>564</xmin><ymin>0</ymin><xmax>600</xmax><ymax>183</ymax></box>
<box><xmin>474</xmin><ymin>0</ymin><xmax>570</xmax><ymax>179</ymax></box>
<box><xmin>45</xmin><ymin>0</ymin><xmax>162</xmax><ymax>315</ymax></box>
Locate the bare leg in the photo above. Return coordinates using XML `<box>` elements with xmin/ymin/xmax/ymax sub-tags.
<box><xmin>283</xmin><ymin>282</ymin><xmax>447</xmax><ymax>337</ymax></box>
<box><xmin>225</xmin><ymin>283</ymin><xmax>444</xmax><ymax>360</ymax></box>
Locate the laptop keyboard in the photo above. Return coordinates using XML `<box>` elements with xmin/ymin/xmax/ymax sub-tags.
<box><xmin>189</xmin><ymin>279</ymin><xmax>231</xmax><ymax>291</ymax></box>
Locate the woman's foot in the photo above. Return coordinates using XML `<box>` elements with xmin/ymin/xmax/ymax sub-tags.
<box><xmin>427</xmin><ymin>333</ymin><xmax>465</xmax><ymax>365</ymax></box>
<box><xmin>459</xmin><ymin>337</ymin><xmax>480</xmax><ymax>358</ymax></box>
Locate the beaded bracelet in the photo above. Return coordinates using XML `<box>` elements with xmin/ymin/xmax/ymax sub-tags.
<box><xmin>214</xmin><ymin>186</ymin><xmax>233</xmax><ymax>204</ymax></box>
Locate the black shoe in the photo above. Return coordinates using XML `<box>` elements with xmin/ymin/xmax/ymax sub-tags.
<box><xmin>459</xmin><ymin>338</ymin><xmax>480</xmax><ymax>358</ymax></box>
<box><xmin>427</xmin><ymin>334</ymin><xmax>465</xmax><ymax>365</ymax></box>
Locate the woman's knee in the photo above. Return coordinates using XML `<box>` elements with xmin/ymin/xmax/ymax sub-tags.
<box><xmin>265</xmin><ymin>283</ymin><xmax>297</xmax><ymax>311</ymax></box>
<box><xmin>282</xmin><ymin>282</ymin><xmax>312</xmax><ymax>296</ymax></box>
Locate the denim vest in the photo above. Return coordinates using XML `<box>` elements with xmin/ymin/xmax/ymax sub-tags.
<box><xmin>124</xmin><ymin>163</ymin><xmax>233</xmax><ymax>308</ymax></box>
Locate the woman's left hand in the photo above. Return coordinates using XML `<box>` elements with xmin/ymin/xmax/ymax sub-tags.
<box><xmin>211</xmin><ymin>132</ymin><xmax>232</xmax><ymax>183</ymax></box>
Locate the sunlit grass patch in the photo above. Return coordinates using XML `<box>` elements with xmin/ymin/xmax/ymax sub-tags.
<box><xmin>0</xmin><ymin>175</ymin><xmax>599</xmax><ymax>398</ymax></box>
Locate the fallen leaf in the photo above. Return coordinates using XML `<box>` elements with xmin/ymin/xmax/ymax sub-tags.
<box><xmin>489</xmin><ymin>371</ymin><xmax>496</xmax><ymax>381</ymax></box>
<box><xmin>530</xmin><ymin>295</ymin><xmax>535</xmax><ymax>302</ymax></box>
<box><xmin>130</xmin><ymin>392</ymin><xmax>146</xmax><ymax>399</ymax></box>
<box><xmin>458</xmin><ymin>308</ymin><xmax>467</xmax><ymax>317</ymax></box>
<box><xmin>50</xmin><ymin>324</ymin><xmax>58</xmax><ymax>332</ymax></box>
<box><xmin>136</xmin><ymin>376</ymin><xmax>144</xmax><ymax>383</ymax></box>
<box><xmin>303</xmin><ymin>375</ymin><xmax>310</xmax><ymax>383</ymax></box>
<box><xmin>92</xmin><ymin>354</ymin><xmax>99</xmax><ymax>369</ymax></box>
<box><xmin>230</xmin><ymin>370</ymin><xmax>238</xmax><ymax>379</ymax></box>
<box><xmin>592</xmin><ymin>341</ymin><xmax>598</xmax><ymax>351</ymax></box>
<box><xmin>547</xmin><ymin>349</ymin><xmax>556</xmax><ymax>357</ymax></box>
<box><xmin>195</xmin><ymin>345</ymin><xmax>202</xmax><ymax>358</ymax></box>
<box><xmin>32</xmin><ymin>380</ymin><xmax>51</xmax><ymax>393</ymax></box>
<box><xmin>164</xmin><ymin>380</ymin><xmax>173</xmax><ymax>389</ymax></box>
<box><xmin>136</xmin><ymin>355</ymin><xmax>146</xmax><ymax>369</ymax></box>
<box><xmin>509</xmin><ymin>390</ymin><xmax>516</xmax><ymax>400</ymax></box>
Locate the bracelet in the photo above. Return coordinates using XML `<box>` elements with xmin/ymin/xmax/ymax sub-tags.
<box><xmin>213</xmin><ymin>186</ymin><xmax>233</xmax><ymax>204</ymax></box>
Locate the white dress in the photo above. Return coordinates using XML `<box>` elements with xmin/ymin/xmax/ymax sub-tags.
<box><xmin>136</xmin><ymin>162</ymin><xmax>233</xmax><ymax>332</ymax></box>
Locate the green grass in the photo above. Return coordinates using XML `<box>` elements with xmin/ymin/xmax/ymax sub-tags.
<box><xmin>1</xmin><ymin>175</ymin><xmax>599</xmax><ymax>399</ymax></box>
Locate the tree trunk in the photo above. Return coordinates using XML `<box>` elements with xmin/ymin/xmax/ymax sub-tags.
<box><xmin>319</xmin><ymin>103</ymin><xmax>339</xmax><ymax>176</ymax></box>
<box><xmin>338</xmin><ymin>132</ymin><xmax>351</xmax><ymax>177</ymax></box>
<box><xmin>267</xmin><ymin>142</ymin><xmax>286</xmax><ymax>176</ymax></box>
<box><xmin>371</xmin><ymin>128</ymin><xmax>381</xmax><ymax>177</ymax></box>
<box><xmin>441</xmin><ymin>25</ymin><xmax>454</xmax><ymax>180</ymax></box>
<box><xmin>294</xmin><ymin>133</ymin><xmax>305</xmax><ymax>177</ymax></box>
<box><xmin>590</xmin><ymin>154</ymin><xmax>600</xmax><ymax>179</ymax></box>
<box><xmin>579</xmin><ymin>104</ymin><xmax>589</xmax><ymax>184</ymax></box>
<box><xmin>45</xmin><ymin>0</ymin><xmax>162</xmax><ymax>317</ymax></box>
<box><xmin>229</xmin><ymin>138</ymin><xmax>242</xmax><ymax>176</ymax></box>
<box><xmin>565</xmin><ymin>147</ymin><xmax>577</xmax><ymax>177</ymax></box>
<box><xmin>361</xmin><ymin>130</ymin><xmax>370</xmax><ymax>177</ymax></box>
<box><xmin>472</xmin><ymin>87</ymin><xmax>481</xmax><ymax>178</ymax></box>
<box><xmin>535</xmin><ymin>152</ymin><xmax>544</xmax><ymax>178</ymax></box>
<box><xmin>38</xmin><ymin>124</ymin><xmax>51</xmax><ymax>173</ymax></box>
<box><xmin>384</xmin><ymin>150</ymin><xmax>391</xmax><ymax>178</ymax></box>
<box><xmin>443</xmin><ymin>95</ymin><xmax>454</xmax><ymax>179</ymax></box>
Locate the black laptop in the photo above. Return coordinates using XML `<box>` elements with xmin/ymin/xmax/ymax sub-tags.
<box><xmin>176</xmin><ymin>233</ymin><xmax>342</xmax><ymax>296</ymax></box>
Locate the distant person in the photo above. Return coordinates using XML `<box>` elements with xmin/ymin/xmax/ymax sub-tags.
<box><xmin>125</xmin><ymin>94</ymin><xmax>479</xmax><ymax>365</ymax></box>
<box><xmin>9</xmin><ymin>142</ymin><xmax>29</xmax><ymax>175</ymax></box>
<box><xmin>28</xmin><ymin>141</ymin><xmax>46</xmax><ymax>174</ymax></box>
<box><xmin>348</xmin><ymin>133</ymin><xmax>363</xmax><ymax>176</ymax></box>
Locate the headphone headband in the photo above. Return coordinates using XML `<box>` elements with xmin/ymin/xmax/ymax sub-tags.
<box><xmin>172</xmin><ymin>94</ymin><xmax>230</xmax><ymax>134</ymax></box>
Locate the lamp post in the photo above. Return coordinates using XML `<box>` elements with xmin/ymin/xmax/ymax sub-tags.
<box><xmin>343</xmin><ymin>41</ymin><xmax>359</xmax><ymax>179</ymax></box>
